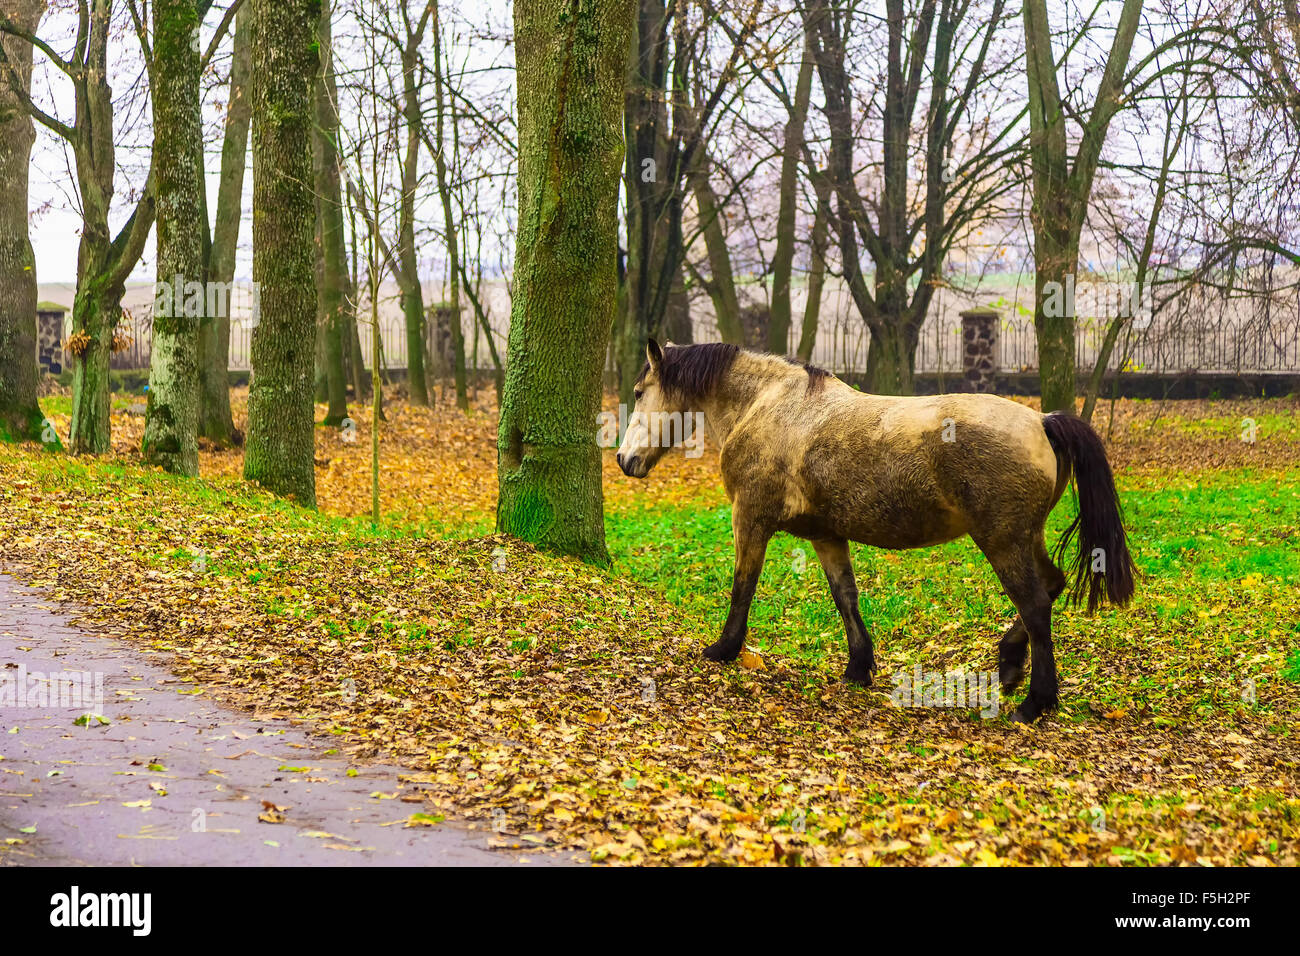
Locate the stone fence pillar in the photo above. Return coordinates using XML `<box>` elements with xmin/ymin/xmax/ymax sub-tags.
<box><xmin>960</xmin><ymin>308</ymin><xmax>1000</xmax><ymax>392</ymax></box>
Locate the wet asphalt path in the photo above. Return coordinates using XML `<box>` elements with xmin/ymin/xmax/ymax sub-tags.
<box><xmin>0</xmin><ymin>573</ymin><xmax>581</xmax><ymax>867</ymax></box>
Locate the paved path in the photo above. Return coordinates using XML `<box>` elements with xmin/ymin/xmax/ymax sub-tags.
<box><xmin>0</xmin><ymin>573</ymin><xmax>581</xmax><ymax>866</ymax></box>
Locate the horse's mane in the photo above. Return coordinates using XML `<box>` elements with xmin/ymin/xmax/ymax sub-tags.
<box><xmin>641</xmin><ymin>342</ymin><xmax>830</xmax><ymax>399</ymax></box>
<box><xmin>783</xmin><ymin>354</ymin><xmax>832</xmax><ymax>393</ymax></box>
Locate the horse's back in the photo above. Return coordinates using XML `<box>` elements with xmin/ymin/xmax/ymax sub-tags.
<box><xmin>737</xmin><ymin>385</ymin><xmax>1062</xmax><ymax>549</ymax></box>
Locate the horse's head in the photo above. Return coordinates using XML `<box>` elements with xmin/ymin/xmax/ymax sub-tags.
<box><xmin>617</xmin><ymin>338</ymin><xmax>683</xmax><ymax>479</ymax></box>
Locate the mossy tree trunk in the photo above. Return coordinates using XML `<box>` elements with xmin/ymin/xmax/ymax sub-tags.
<box><xmin>197</xmin><ymin>3</ymin><xmax>251</xmax><ymax>446</ymax></box>
<box><xmin>243</xmin><ymin>0</ymin><xmax>318</xmax><ymax>507</ymax></box>
<box><xmin>497</xmin><ymin>0</ymin><xmax>634</xmax><ymax>566</ymax></box>
<box><xmin>0</xmin><ymin>0</ymin><xmax>47</xmax><ymax>445</ymax></box>
<box><xmin>142</xmin><ymin>0</ymin><xmax>203</xmax><ymax>476</ymax></box>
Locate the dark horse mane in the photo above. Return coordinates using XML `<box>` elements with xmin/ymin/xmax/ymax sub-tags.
<box><xmin>641</xmin><ymin>342</ymin><xmax>830</xmax><ymax>400</ymax></box>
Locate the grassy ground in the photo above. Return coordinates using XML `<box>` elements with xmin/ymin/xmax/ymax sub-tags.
<box><xmin>1</xmin><ymin>386</ymin><xmax>1297</xmax><ymax>865</ymax></box>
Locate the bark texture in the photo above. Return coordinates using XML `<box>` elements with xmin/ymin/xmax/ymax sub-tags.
<box><xmin>497</xmin><ymin>0</ymin><xmax>634</xmax><ymax>565</ymax></box>
<box><xmin>243</xmin><ymin>0</ymin><xmax>318</xmax><ymax>506</ymax></box>
<box><xmin>142</xmin><ymin>0</ymin><xmax>203</xmax><ymax>476</ymax></box>
<box><xmin>0</xmin><ymin>0</ymin><xmax>45</xmax><ymax>444</ymax></box>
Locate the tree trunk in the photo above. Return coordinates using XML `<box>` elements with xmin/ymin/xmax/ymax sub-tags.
<box><xmin>498</xmin><ymin>0</ymin><xmax>633</xmax><ymax>565</ymax></box>
<box><xmin>243</xmin><ymin>0</ymin><xmax>318</xmax><ymax>506</ymax></box>
<box><xmin>142</xmin><ymin>0</ymin><xmax>203</xmax><ymax>476</ymax></box>
<box><xmin>768</xmin><ymin>40</ymin><xmax>815</xmax><ymax>355</ymax></box>
<box><xmin>69</xmin><ymin>10</ymin><xmax>155</xmax><ymax>456</ymax></box>
<box><xmin>313</xmin><ymin>0</ymin><xmax>348</xmax><ymax>426</ymax></box>
<box><xmin>345</xmin><ymin>185</ymin><xmax>367</xmax><ymax>400</ymax></box>
<box><xmin>662</xmin><ymin>262</ymin><xmax>691</xmax><ymax>344</ymax></box>
<box><xmin>617</xmin><ymin>0</ymin><xmax>670</xmax><ymax>406</ymax></box>
<box><xmin>1033</xmin><ymin>227</ymin><xmax>1079</xmax><ymax>413</ymax></box>
<box><xmin>795</xmin><ymin>180</ymin><xmax>830</xmax><ymax>363</ymax></box>
<box><xmin>198</xmin><ymin>3</ymin><xmax>251</xmax><ymax>446</ymax></box>
<box><xmin>690</xmin><ymin>150</ymin><xmax>744</xmax><ymax>346</ymax></box>
<box><xmin>1022</xmin><ymin>0</ymin><xmax>1145</xmax><ymax>412</ymax></box>
<box><xmin>432</xmin><ymin>0</ymin><xmax>467</xmax><ymax>411</ymax></box>
<box><xmin>69</xmin><ymin>259</ymin><xmax>121</xmax><ymax>455</ymax></box>
<box><xmin>0</xmin><ymin>0</ymin><xmax>47</xmax><ymax>444</ymax></box>
<box><xmin>867</xmin><ymin>321</ymin><xmax>918</xmax><ymax>395</ymax></box>
<box><xmin>398</xmin><ymin>25</ymin><xmax>428</xmax><ymax>407</ymax></box>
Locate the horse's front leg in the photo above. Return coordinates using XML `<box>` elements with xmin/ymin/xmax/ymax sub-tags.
<box><xmin>702</xmin><ymin>508</ymin><xmax>772</xmax><ymax>664</ymax></box>
<box><xmin>812</xmin><ymin>537</ymin><xmax>876</xmax><ymax>685</ymax></box>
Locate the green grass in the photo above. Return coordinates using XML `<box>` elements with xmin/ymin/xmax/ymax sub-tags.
<box><xmin>1127</xmin><ymin>409</ymin><xmax>1300</xmax><ymax>441</ymax></box>
<box><xmin>38</xmin><ymin>393</ymin><xmax>139</xmax><ymax>417</ymax></box>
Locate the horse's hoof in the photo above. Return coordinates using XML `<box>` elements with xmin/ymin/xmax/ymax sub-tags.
<box><xmin>701</xmin><ymin>639</ymin><xmax>742</xmax><ymax>663</ymax></box>
<box><xmin>999</xmin><ymin>662</ymin><xmax>1024</xmax><ymax>694</ymax></box>
<box><xmin>842</xmin><ymin>665</ymin><xmax>873</xmax><ymax>686</ymax></box>
<box><xmin>1011</xmin><ymin>696</ymin><xmax>1056</xmax><ymax>723</ymax></box>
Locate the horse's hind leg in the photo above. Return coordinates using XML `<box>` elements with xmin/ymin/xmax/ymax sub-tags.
<box><xmin>998</xmin><ymin>536</ymin><xmax>1065</xmax><ymax>693</ymax></box>
<box><xmin>979</xmin><ymin>537</ymin><xmax>1059</xmax><ymax>722</ymax></box>
<box><xmin>702</xmin><ymin>505</ymin><xmax>772</xmax><ymax>664</ymax></box>
<box><xmin>812</xmin><ymin>537</ymin><xmax>875</xmax><ymax>685</ymax></box>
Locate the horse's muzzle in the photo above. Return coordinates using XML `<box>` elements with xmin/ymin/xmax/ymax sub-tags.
<box><xmin>616</xmin><ymin>452</ymin><xmax>648</xmax><ymax>478</ymax></box>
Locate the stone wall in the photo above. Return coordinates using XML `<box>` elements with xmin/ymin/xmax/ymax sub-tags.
<box><xmin>960</xmin><ymin>308</ymin><xmax>1000</xmax><ymax>392</ymax></box>
<box><xmin>36</xmin><ymin>308</ymin><xmax>65</xmax><ymax>375</ymax></box>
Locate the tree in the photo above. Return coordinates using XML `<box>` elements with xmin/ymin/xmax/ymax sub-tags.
<box><xmin>497</xmin><ymin>0</ymin><xmax>635</xmax><ymax>565</ymax></box>
<box><xmin>198</xmin><ymin>2</ymin><xmax>251</xmax><ymax>447</ymax></box>
<box><xmin>313</xmin><ymin>0</ymin><xmax>349</xmax><ymax>427</ymax></box>
<box><xmin>243</xmin><ymin>0</ymin><xmax>318</xmax><ymax>506</ymax></box>
<box><xmin>0</xmin><ymin>0</ymin><xmax>48</xmax><ymax>445</ymax></box>
<box><xmin>1022</xmin><ymin>0</ymin><xmax>1144</xmax><ymax>412</ymax></box>
<box><xmin>804</xmin><ymin>0</ymin><xmax>1021</xmax><ymax>394</ymax></box>
<box><xmin>795</xmin><ymin>173</ymin><xmax>832</xmax><ymax>361</ymax></box>
<box><xmin>431</xmin><ymin>0</ymin><xmax>468</xmax><ymax>411</ymax></box>
<box><xmin>141</xmin><ymin>0</ymin><xmax>204</xmax><ymax>475</ymax></box>
<box><xmin>616</xmin><ymin>0</ymin><xmax>756</xmax><ymax>404</ymax></box>
<box><xmin>395</xmin><ymin>2</ymin><xmax>431</xmax><ymax>407</ymax></box>
<box><xmin>767</xmin><ymin>32</ymin><xmax>816</xmax><ymax>354</ymax></box>
<box><xmin>0</xmin><ymin>1</ymin><xmax>158</xmax><ymax>454</ymax></box>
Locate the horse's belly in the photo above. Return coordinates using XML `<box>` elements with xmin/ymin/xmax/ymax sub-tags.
<box><xmin>780</xmin><ymin>501</ymin><xmax>968</xmax><ymax>549</ymax></box>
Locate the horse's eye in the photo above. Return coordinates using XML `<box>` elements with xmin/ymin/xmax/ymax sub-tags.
<box><xmin>634</xmin><ymin>389</ymin><xmax>644</xmax><ymax>401</ymax></box>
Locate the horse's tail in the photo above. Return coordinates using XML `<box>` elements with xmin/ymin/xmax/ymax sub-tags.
<box><xmin>1041</xmin><ymin>412</ymin><xmax>1134</xmax><ymax>613</ymax></box>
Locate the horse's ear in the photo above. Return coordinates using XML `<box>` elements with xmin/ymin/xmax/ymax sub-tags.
<box><xmin>646</xmin><ymin>338</ymin><xmax>664</xmax><ymax>373</ymax></box>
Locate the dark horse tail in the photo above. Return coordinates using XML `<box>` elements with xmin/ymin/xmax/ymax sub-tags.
<box><xmin>1042</xmin><ymin>412</ymin><xmax>1134</xmax><ymax>613</ymax></box>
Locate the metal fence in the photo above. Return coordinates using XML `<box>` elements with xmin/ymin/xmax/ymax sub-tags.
<box><xmin>100</xmin><ymin>275</ymin><xmax>1300</xmax><ymax>377</ymax></box>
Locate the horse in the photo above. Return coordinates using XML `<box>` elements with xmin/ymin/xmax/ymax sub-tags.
<box><xmin>615</xmin><ymin>340</ymin><xmax>1134</xmax><ymax>722</ymax></box>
